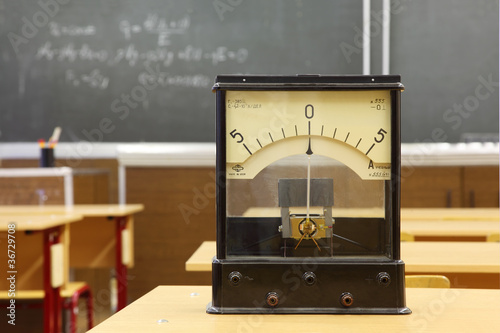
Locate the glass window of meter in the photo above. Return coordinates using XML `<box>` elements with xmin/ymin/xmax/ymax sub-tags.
<box><xmin>225</xmin><ymin>90</ymin><xmax>393</xmax><ymax>260</ymax></box>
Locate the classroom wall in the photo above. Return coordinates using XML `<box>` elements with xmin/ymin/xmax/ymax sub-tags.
<box><xmin>2</xmin><ymin>158</ymin><xmax>498</xmax><ymax>302</ymax></box>
<box><xmin>1</xmin><ymin>0</ymin><xmax>499</xmax><ymax>313</ymax></box>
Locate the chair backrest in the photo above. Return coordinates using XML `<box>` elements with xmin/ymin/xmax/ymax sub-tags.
<box><xmin>487</xmin><ymin>233</ymin><xmax>499</xmax><ymax>242</ymax></box>
<box><xmin>405</xmin><ymin>275</ymin><xmax>451</xmax><ymax>288</ymax></box>
<box><xmin>400</xmin><ymin>232</ymin><xmax>415</xmax><ymax>242</ymax></box>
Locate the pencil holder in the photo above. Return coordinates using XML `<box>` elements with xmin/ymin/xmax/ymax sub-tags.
<box><xmin>40</xmin><ymin>147</ymin><xmax>55</xmax><ymax>167</ymax></box>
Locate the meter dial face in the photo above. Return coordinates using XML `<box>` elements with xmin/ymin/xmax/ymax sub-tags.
<box><xmin>225</xmin><ymin>90</ymin><xmax>392</xmax><ymax>180</ymax></box>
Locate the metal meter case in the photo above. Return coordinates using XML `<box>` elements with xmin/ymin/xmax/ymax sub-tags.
<box><xmin>208</xmin><ymin>75</ymin><xmax>410</xmax><ymax>314</ymax></box>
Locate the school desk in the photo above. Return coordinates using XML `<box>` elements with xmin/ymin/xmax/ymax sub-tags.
<box><xmin>185</xmin><ymin>241</ymin><xmax>500</xmax><ymax>288</ymax></box>
<box><xmin>0</xmin><ymin>204</ymin><xmax>144</xmax><ymax>310</ymax></box>
<box><xmin>242</xmin><ymin>207</ymin><xmax>500</xmax><ymax>221</ymax></box>
<box><xmin>402</xmin><ymin>219</ymin><xmax>499</xmax><ymax>240</ymax></box>
<box><xmin>241</xmin><ymin>207</ymin><xmax>499</xmax><ymax>240</ymax></box>
<box><xmin>186</xmin><ymin>241</ymin><xmax>499</xmax><ymax>273</ymax></box>
<box><xmin>87</xmin><ymin>285</ymin><xmax>500</xmax><ymax>332</ymax></box>
<box><xmin>400</xmin><ymin>207</ymin><xmax>499</xmax><ymax>221</ymax></box>
<box><xmin>0</xmin><ymin>214</ymin><xmax>83</xmax><ymax>333</ymax></box>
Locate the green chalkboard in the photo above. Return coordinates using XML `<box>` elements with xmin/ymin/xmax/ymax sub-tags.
<box><xmin>0</xmin><ymin>0</ymin><xmax>363</xmax><ymax>142</ymax></box>
<box><xmin>5</xmin><ymin>1</ymin><xmax>495</xmax><ymax>144</ymax></box>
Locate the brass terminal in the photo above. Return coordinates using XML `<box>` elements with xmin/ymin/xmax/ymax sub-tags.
<box><xmin>340</xmin><ymin>292</ymin><xmax>354</xmax><ymax>307</ymax></box>
<box><xmin>266</xmin><ymin>292</ymin><xmax>279</xmax><ymax>307</ymax></box>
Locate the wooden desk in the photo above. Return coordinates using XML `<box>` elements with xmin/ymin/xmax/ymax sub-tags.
<box><xmin>186</xmin><ymin>241</ymin><xmax>500</xmax><ymax>288</ymax></box>
<box><xmin>0</xmin><ymin>204</ymin><xmax>144</xmax><ymax>310</ymax></box>
<box><xmin>185</xmin><ymin>241</ymin><xmax>217</xmax><ymax>272</ymax></box>
<box><xmin>243</xmin><ymin>207</ymin><xmax>500</xmax><ymax>240</ymax></box>
<box><xmin>402</xmin><ymin>241</ymin><xmax>500</xmax><ymax>274</ymax></box>
<box><xmin>243</xmin><ymin>207</ymin><xmax>500</xmax><ymax>221</ymax></box>
<box><xmin>0</xmin><ymin>214</ymin><xmax>83</xmax><ymax>333</ymax></box>
<box><xmin>402</xmin><ymin>219</ymin><xmax>500</xmax><ymax>240</ymax></box>
<box><xmin>401</xmin><ymin>208</ymin><xmax>499</xmax><ymax>221</ymax></box>
<box><xmin>88</xmin><ymin>285</ymin><xmax>500</xmax><ymax>332</ymax></box>
<box><xmin>186</xmin><ymin>241</ymin><xmax>500</xmax><ymax>273</ymax></box>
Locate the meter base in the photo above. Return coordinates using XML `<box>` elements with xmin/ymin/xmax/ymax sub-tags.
<box><xmin>208</xmin><ymin>259</ymin><xmax>410</xmax><ymax>314</ymax></box>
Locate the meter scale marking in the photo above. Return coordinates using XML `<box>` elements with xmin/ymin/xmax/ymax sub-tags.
<box><xmin>227</xmin><ymin>132</ymin><xmax>391</xmax><ymax>180</ymax></box>
<box><xmin>243</xmin><ymin>144</ymin><xmax>252</xmax><ymax>155</ymax></box>
<box><xmin>233</xmin><ymin>123</ymin><xmax>387</xmax><ymax>164</ymax></box>
<box><xmin>355</xmin><ymin>138</ymin><xmax>362</xmax><ymax>148</ymax></box>
<box><xmin>365</xmin><ymin>143</ymin><xmax>375</xmax><ymax>155</ymax></box>
<box><xmin>240</xmin><ymin>125</ymin><xmax>384</xmax><ymax>159</ymax></box>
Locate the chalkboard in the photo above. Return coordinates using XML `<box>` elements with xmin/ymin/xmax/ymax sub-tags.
<box><xmin>0</xmin><ymin>0</ymin><xmax>363</xmax><ymax>143</ymax></box>
<box><xmin>4</xmin><ymin>1</ymin><xmax>496</xmax><ymax>144</ymax></box>
<box><xmin>391</xmin><ymin>0</ymin><xmax>499</xmax><ymax>143</ymax></box>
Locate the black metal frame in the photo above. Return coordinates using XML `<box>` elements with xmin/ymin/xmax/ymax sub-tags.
<box><xmin>210</xmin><ymin>75</ymin><xmax>409</xmax><ymax>314</ymax></box>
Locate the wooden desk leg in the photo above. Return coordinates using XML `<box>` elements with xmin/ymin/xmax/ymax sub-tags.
<box><xmin>115</xmin><ymin>216</ymin><xmax>127</xmax><ymax>311</ymax></box>
<box><xmin>43</xmin><ymin>227</ymin><xmax>62</xmax><ymax>333</ymax></box>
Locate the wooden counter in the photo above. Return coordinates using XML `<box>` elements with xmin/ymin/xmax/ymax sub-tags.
<box><xmin>186</xmin><ymin>241</ymin><xmax>500</xmax><ymax>288</ymax></box>
<box><xmin>88</xmin><ymin>285</ymin><xmax>500</xmax><ymax>332</ymax></box>
<box><xmin>186</xmin><ymin>241</ymin><xmax>500</xmax><ymax>274</ymax></box>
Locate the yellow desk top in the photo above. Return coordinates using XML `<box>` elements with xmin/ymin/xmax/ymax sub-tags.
<box><xmin>0</xmin><ymin>205</ymin><xmax>142</xmax><ymax>269</ymax></box>
<box><xmin>88</xmin><ymin>285</ymin><xmax>500</xmax><ymax>332</ymax></box>
<box><xmin>0</xmin><ymin>204</ymin><xmax>144</xmax><ymax>217</ymax></box>
<box><xmin>402</xmin><ymin>241</ymin><xmax>500</xmax><ymax>273</ymax></box>
<box><xmin>186</xmin><ymin>241</ymin><xmax>500</xmax><ymax>274</ymax></box>
<box><xmin>242</xmin><ymin>207</ymin><xmax>500</xmax><ymax>221</ymax></box>
<box><xmin>239</xmin><ymin>207</ymin><xmax>500</xmax><ymax>239</ymax></box>
<box><xmin>1</xmin><ymin>214</ymin><xmax>80</xmax><ymax>291</ymax></box>
<box><xmin>0</xmin><ymin>214</ymin><xmax>83</xmax><ymax>231</ymax></box>
<box><xmin>401</xmin><ymin>208</ymin><xmax>499</xmax><ymax>221</ymax></box>
<box><xmin>402</xmin><ymin>219</ymin><xmax>500</xmax><ymax>237</ymax></box>
<box><xmin>185</xmin><ymin>241</ymin><xmax>217</xmax><ymax>272</ymax></box>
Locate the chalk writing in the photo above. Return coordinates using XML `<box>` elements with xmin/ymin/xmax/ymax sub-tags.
<box><xmin>65</xmin><ymin>69</ymin><xmax>109</xmax><ymax>90</ymax></box>
<box><xmin>36</xmin><ymin>42</ymin><xmax>248</xmax><ymax>68</ymax></box>
<box><xmin>49</xmin><ymin>22</ymin><xmax>97</xmax><ymax>37</ymax></box>
<box><xmin>36</xmin><ymin>42</ymin><xmax>108</xmax><ymax>62</ymax></box>
<box><xmin>31</xmin><ymin>13</ymin><xmax>249</xmax><ymax>91</ymax></box>
<box><xmin>138</xmin><ymin>70</ymin><xmax>211</xmax><ymax>88</ymax></box>
<box><xmin>119</xmin><ymin>14</ymin><xmax>190</xmax><ymax>46</ymax></box>
<box><xmin>111</xmin><ymin>44</ymin><xmax>175</xmax><ymax>67</ymax></box>
<box><xmin>204</xmin><ymin>46</ymin><xmax>248</xmax><ymax>65</ymax></box>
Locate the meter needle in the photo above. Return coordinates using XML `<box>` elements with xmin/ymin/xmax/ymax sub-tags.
<box><xmin>306</xmin><ymin>137</ymin><xmax>321</xmax><ymax>251</ymax></box>
<box><xmin>306</xmin><ymin>155</ymin><xmax>311</xmax><ymax>223</ymax></box>
<box><xmin>306</xmin><ymin>137</ymin><xmax>313</xmax><ymax>225</ymax></box>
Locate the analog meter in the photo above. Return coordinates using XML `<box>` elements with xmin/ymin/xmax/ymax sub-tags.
<box><xmin>208</xmin><ymin>75</ymin><xmax>410</xmax><ymax>314</ymax></box>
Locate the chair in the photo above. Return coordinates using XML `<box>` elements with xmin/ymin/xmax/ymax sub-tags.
<box><xmin>1</xmin><ymin>282</ymin><xmax>93</xmax><ymax>333</ymax></box>
<box><xmin>405</xmin><ymin>275</ymin><xmax>451</xmax><ymax>288</ymax></box>
<box><xmin>400</xmin><ymin>232</ymin><xmax>415</xmax><ymax>242</ymax></box>
<box><xmin>1</xmin><ymin>241</ymin><xmax>93</xmax><ymax>333</ymax></box>
<box><xmin>62</xmin><ymin>282</ymin><xmax>94</xmax><ymax>333</ymax></box>
<box><xmin>487</xmin><ymin>233</ymin><xmax>499</xmax><ymax>242</ymax></box>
